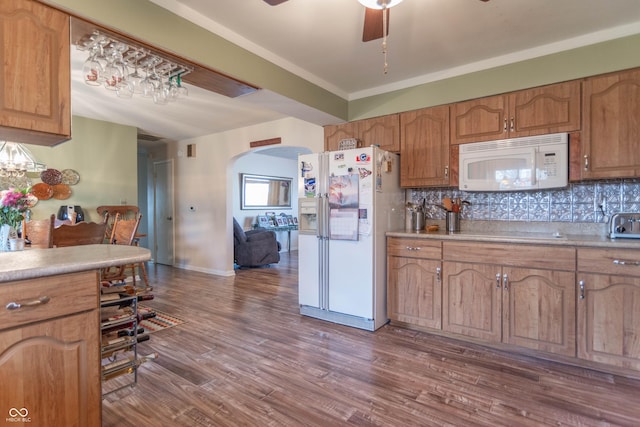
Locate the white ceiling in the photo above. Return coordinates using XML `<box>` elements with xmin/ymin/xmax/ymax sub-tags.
<box><xmin>71</xmin><ymin>0</ymin><xmax>640</xmax><ymax>144</ymax></box>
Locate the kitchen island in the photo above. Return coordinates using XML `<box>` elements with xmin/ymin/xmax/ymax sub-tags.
<box><xmin>386</xmin><ymin>227</ymin><xmax>640</xmax><ymax>378</ymax></box>
<box><xmin>0</xmin><ymin>244</ymin><xmax>150</xmax><ymax>427</ymax></box>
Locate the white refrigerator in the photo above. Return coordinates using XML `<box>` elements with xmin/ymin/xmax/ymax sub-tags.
<box><xmin>298</xmin><ymin>146</ymin><xmax>404</xmax><ymax>331</ymax></box>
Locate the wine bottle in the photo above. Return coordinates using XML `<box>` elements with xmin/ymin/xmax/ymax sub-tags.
<box><xmin>137</xmin><ymin>311</ymin><xmax>157</xmax><ymax>322</ymax></box>
<box><xmin>117</xmin><ymin>327</ymin><xmax>144</xmax><ymax>337</ymax></box>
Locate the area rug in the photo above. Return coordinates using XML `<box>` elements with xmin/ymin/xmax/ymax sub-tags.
<box><xmin>138</xmin><ymin>306</ymin><xmax>186</xmax><ymax>334</ymax></box>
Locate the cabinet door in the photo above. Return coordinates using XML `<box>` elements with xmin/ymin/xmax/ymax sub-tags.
<box><xmin>358</xmin><ymin>114</ymin><xmax>400</xmax><ymax>153</ymax></box>
<box><xmin>388</xmin><ymin>256</ymin><xmax>441</xmax><ymax>329</ymax></box>
<box><xmin>0</xmin><ymin>0</ymin><xmax>71</xmax><ymax>146</ymax></box>
<box><xmin>400</xmin><ymin>105</ymin><xmax>450</xmax><ymax>187</ymax></box>
<box><xmin>577</xmin><ymin>273</ymin><xmax>640</xmax><ymax>371</ymax></box>
<box><xmin>509</xmin><ymin>81</ymin><xmax>581</xmax><ymax>138</ymax></box>
<box><xmin>442</xmin><ymin>261</ymin><xmax>501</xmax><ymax>342</ymax></box>
<box><xmin>324</xmin><ymin>122</ymin><xmax>359</xmax><ymax>151</ymax></box>
<box><xmin>503</xmin><ymin>267</ymin><xmax>576</xmax><ymax>357</ymax></box>
<box><xmin>450</xmin><ymin>95</ymin><xmax>507</xmax><ymax>144</ymax></box>
<box><xmin>0</xmin><ymin>310</ymin><xmax>100</xmax><ymax>427</ymax></box>
<box><xmin>582</xmin><ymin>68</ymin><xmax>640</xmax><ymax>179</ymax></box>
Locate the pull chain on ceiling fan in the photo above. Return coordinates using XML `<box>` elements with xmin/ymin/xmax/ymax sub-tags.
<box><xmin>359</xmin><ymin>0</ymin><xmax>404</xmax><ymax>74</ymax></box>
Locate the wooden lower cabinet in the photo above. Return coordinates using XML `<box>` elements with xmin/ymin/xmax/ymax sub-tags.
<box><xmin>577</xmin><ymin>248</ymin><xmax>640</xmax><ymax>370</ymax></box>
<box><xmin>442</xmin><ymin>242</ymin><xmax>576</xmax><ymax>357</ymax></box>
<box><xmin>442</xmin><ymin>261</ymin><xmax>501</xmax><ymax>342</ymax></box>
<box><xmin>0</xmin><ymin>271</ymin><xmax>101</xmax><ymax>427</ymax></box>
<box><xmin>387</xmin><ymin>238</ymin><xmax>442</xmax><ymax>329</ymax></box>
<box><xmin>388</xmin><ymin>257</ymin><xmax>442</xmax><ymax>329</ymax></box>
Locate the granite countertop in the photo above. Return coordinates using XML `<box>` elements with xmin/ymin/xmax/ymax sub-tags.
<box><xmin>387</xmin><ymin>221</ymin><xmax>640</xmax><ymax>249</ymax></box>
<box><xmin>0</xmin><ymin>245</ymin><xmax>151</xmax><ymax>283</ymax></box>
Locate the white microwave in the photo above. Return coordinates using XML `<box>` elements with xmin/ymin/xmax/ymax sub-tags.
<box><xmin>458</xmin><ymin>133</ymin><xmax>569</xmax><ymax>192</ymax></box>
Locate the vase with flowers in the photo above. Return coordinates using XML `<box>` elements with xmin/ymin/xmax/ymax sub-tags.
<box><xmin>0</xmin><ymin>187</ymin><xmax>35</xmax><ymax>251</ymax></box>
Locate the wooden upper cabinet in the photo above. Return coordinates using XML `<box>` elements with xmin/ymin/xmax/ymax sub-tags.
<box><xmin>0</xmin><ymin>0</ymin><xmax>71</xmax><ymax>146</ymax></box>
<box><xmin>450</xmin><ymin>81</ymin><xmax>581</xmax><ymax>144</ymax></box>
<box><xmin>357</xmin><ymin>114</ymin><xmax>400</xmax><ymax>153</ymax></box>
<box><xmin>400</xmin><ymin>105</ymin><xmax>450</xmax><ymax>188</ymax></box>
<box><xmin>581</xmin><ymin>68</ymin><xmax>640</xmax><ymax>179</ymax></box>
<box><xmin>450</xmin><ymin>95</ymin><xmax>507</xmax><ymax>144</ymax></box>
<box><xmin>324</xmin><ymin>114</ymin><xmax>400</xmax><ymax>153</ymax></box>
<box><xmin>324</xmin><ymin>122</ymin><xmax>359</xmax><ymax>152</ymax></box>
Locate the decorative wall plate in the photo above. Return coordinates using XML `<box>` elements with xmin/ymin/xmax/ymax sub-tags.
<box><xmin>52</xmin><ymin>184</ymin><xmax>72</xmax><ymax>200</ymax></box>
<box><xmin>31</xmin><ymin>183</ymin><xmax>53</xmax><ymax>200</ymax></box>
<box><xmin>40</xmin><ymin>168</ymin><xmax>62</xmax><ymax>185</ymax></box>
<box><xmin>61</xmin><ymin>169</ymin><xmax>80</xmax><ymax>185</ymax></box>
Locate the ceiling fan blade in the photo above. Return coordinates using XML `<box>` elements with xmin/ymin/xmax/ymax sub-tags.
<box><xmin>263</xmin><ymin>0</ymin><xmax>288</xmax><ymax>5</ymax></box>
<box><xmin>362</xmin><ymin>7</ymin><xmax>389</xmax><ymax>42</ymax></box>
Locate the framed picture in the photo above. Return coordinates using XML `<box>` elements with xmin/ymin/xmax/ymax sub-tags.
<box><xmin>293</xmin><ymin>217</ymin><xmax>298</xmax><ymax>225</ymax></box>
<box><xmin>276</xmin><ymin>217</ymin><xmax>285</xmax><ymax>226</ymax></box>
<box><xmin>257</xmin><ymin>215</ymin><xmax>269</xmax><ymax>228</ymax></box>
<box><xmin>286</xmin><ymin>215</ymin><xmax>294</xmax><ymax>225</ymax></box>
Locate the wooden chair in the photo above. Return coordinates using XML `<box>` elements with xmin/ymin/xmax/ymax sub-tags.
<box><xmin>101</xmin><ymin>213</ymin><xmax>143</xmax><ymax>284</ymax></box>
<box><xmin>97</xmin><ymin>205</ymin><xmax>140</xmax><ymax>239</ymax></box>
<box><xmin>22</xmin><ymin>214</ymin><xmax>55</xmax><ymax>248</ymax></box>
<box><xmin>97</xmin><ymin>205</ymin><xmax>150</xmax><ymax>288</ymax></box>
<box><xmin>51</xmin><ymin>220</ymin><xmax>108</xmax><ymax>248</ymax></box>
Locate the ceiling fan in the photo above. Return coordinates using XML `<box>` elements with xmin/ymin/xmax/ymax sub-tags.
<box><xmin>263</xmin><ymin>0</ymin><xmax>490</xmax><ymax>42</ymax></box>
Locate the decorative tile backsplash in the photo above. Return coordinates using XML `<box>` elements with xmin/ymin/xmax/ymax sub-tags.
<box><xmin>409</xmin><ymin>179</ymin><xmax>640</xmax><ymax>223</ymax></box>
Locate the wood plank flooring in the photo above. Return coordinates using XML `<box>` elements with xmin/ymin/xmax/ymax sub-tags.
<box><xmin>102</xmin><ymin>252</ymin><xmax>640</xmax><ymax>426</ymax></box>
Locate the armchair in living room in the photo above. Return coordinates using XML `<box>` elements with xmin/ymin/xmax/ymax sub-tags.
<box><xmin>233</xmin><ymin>218</ymin><xmax>280</xmax><ymax>267</ymax></box>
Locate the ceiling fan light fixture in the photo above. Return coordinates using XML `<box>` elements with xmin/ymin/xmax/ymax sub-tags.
<box><xmin>358</xmin><ymin>0</ymin><xmax>404</xmax><ymax>10</ymax></box>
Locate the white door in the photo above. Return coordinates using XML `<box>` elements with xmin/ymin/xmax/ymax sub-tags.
<box><xmin>154</xmin><ymin>160</ymin><xmax>174</xmax><ymax>265</ymax></box>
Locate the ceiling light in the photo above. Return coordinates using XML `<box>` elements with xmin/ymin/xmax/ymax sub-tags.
<box><xmin>0</xmin><ymin>142</ymin><xmax>46</xmax><ymax>178</ymax></box>
<box><xmin>358</xmin><ymin>0</ymin><xmax>404</xmax><ymax>9</ymax></box>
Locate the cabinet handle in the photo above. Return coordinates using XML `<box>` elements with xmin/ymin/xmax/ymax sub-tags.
<box><xmin>444</xmin><ymin>166</ymin><xmax>449</xmax><ymax>179</ymax></box>
<box><xmin>584</xmin><ymin>155</ymin><xmax>589</xmax><ymax>171</ymax></box>
<box><xmin>510</xmin><ymin>117</ymin><xmax>514</xmax><ymax>132</ymax></box>
<box><xmin>436</xmin><ymin>267</ymin><xmax>441</xmax><ymax>282</ymax></box>
<box><xmin>6</xmin><ymin>296</ymin><xmax>50</xmax><ymax>311</ymax></box>
<box><xmin>496</xmin><ymin>273</ymin><xmax>501</xmax><ymax>289</ymax></box>
<box><xmin>579</xmin><ymin>280</ymin><xmax>585</xmax><ymax>300</ymax></box>
<box><xmin>405</xmin><ymin>246</ymin><xmax>421</xmax><ymax>251</ymax></box>
<box><xmin>503</xmin><ymin>273</ymin><xmax>508</xmax><ymax>291</ymax></box>
<box><xmin>503</xmin><ymin>118</ymin><xmax>507</xmax><ymax>132</ymax></box>
<box><xmin>613</xmin><ymin>259</ymin><xmax>640</xmax><ymax>266</ymax></box>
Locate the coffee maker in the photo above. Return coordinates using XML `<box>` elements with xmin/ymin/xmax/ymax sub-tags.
<box><xmin>57</xmin><ymin>205</ymin><xmax>85</xmax><ymax>223</ymax></box>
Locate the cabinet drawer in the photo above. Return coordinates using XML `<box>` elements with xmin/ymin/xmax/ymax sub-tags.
<box><xmin>444</xmin><ymin>241</ymin><xmax>575</xmax><ymax>270</ymax></box>
<box><xmin>387</xmin><ymin>237</ymin><xmax>441</xmax><ymax>259</ymax></box>
<box><xmin>578</xmin><ymin>248</ymin><xmax>640</xmax><ymax>275</ymax></box>
<box><xmin>0</xmin><ymin>271</ymin><xmax>98</xmax><ymax>330</ymax></box>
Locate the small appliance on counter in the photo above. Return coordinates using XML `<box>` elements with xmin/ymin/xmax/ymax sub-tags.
<box><xmin>609</xmin><ymin>212</ymin><xmax>640</xmax><ymax>239</ymax></box>
<box><xmin>57</xmin><ymin>205</ymin><xmax>85</xmax><ymax>223</ymax></box>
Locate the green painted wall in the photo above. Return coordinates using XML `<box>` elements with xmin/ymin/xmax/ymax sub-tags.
<box><xmin>27</xmin><ymin>116</ymin><xmax>138</xmax><ymax>223</ymax></box>
<box><xmin>349</xmin><ymin>33</ymin><xmax>640</xmax><ymax>119</ymax></box>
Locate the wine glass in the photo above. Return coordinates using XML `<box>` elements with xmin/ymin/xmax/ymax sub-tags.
<box><xmin>127</xmin><ymin>51</ymin><xmax>145</xmax><ymax>95</ymax></box>
<box><xmin>82</xmin><ymin>47</ymin><xmax>103</xmax><ymax>86</ymax></box>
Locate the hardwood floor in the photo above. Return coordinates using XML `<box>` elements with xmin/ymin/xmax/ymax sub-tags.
<box><xmin>102</xmin><ymin>252</ymin><xmax>640</xmax><ymax>426</ymax></box>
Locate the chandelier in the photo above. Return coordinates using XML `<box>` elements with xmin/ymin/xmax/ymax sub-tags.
<box><xmin>0</xmin><ymin>142</ymin><xmax>46</xmax><ymax>178</ymax></box>
<box><xmin>75</xmin><ymin>31</ymin><xmax>194</xmax><ymax>105</ymax></box>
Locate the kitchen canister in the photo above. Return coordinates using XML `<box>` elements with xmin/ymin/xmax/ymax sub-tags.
<box><xmin>446</xmin><ymin>211</ymin><xmax>460</xmax><ymax>233</ymax></box>
<box><xmin>406</xmin><ymin>206</ymin><xmax>425</xmax><ymax>231</ymax></box>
